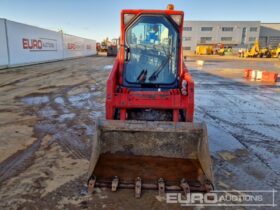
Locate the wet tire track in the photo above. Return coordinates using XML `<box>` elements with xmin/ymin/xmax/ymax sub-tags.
<box><xmin>197</xmin><ymin>100</ymin><xmax>280</xmax><ymax>177</ymax></box>
<box><xmin>0</xmin><ymin>139</ymin><xmax>41</xmax><ymax>183</ymax></box>
<box><xmin>191</xmin><ymin>66</ymin><xmax>280</xmax><ymax>188</ymax></box>
<box><xmin>197</xmin><ymin>107</ymin><xmax>279</xmax><ymax>143</ymax></box>
<box><xmin>0</xmin><ymin>67</ymin><xmax>67</xmax><ymax>88</ymax></box>
<box><xmin>0</xmin><ymin>56</ymin><xmax>112</xmax><ymax>184</ymax></box>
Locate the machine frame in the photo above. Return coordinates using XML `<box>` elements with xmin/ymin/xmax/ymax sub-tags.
<box><xmin>105</xmin><ymin>9</ymin><xmax>194</xmax><ymax>122</ymax></box>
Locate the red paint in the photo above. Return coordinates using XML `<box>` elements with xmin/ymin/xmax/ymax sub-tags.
<box><xmin>262</xmin><ymin>71</ymin><xmax>278</xmax><ymax>82</ymax></box>
<box><xmin>105</xmin><ymin>8</ymin><xmax>194</xmax><ymax>122</ymax></box>
<box><xmin>96</xmin><ymin>42</ymin><xmax>101</xmax><ymax>51</ymax></box>
<box><xmin>244</xmin><ymin>69</ymin><xmax>253</xmax><ymax>78</ymax></box>
<box><xmin>67</xmin><ymin>43</ymin><xmax>76</xmax><ymax>50</ymax></box>
<box><xmin>22</xmin><ymin>38</ymin><xmax>42</xmax><ymax>49</ymax></box>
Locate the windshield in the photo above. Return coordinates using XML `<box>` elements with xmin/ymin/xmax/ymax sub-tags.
<box><xmin>124</xmin><ymin>15</ymin><xmax>178</xmax><ymax>85</ymax></box>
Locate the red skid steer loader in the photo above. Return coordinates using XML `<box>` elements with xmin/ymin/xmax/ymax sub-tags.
<box><xmin>87</xmin><ymin>4</ymin><xmax>214</xmax><ymax>198</ymax></box>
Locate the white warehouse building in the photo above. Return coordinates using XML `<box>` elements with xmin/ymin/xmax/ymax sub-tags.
<box><xmin>182</xmin><ymin>21</ymin><xmax>280</xmax><ymax>51</ymax></box>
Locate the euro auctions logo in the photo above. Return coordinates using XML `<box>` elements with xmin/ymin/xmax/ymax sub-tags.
<box><xmin>166</xmin><ymin>190</ymin><xmax>277</xmax><ymax>207</ymax></box>
<box><xmin>22</xmin><ymin>38</ymin><xmax>57</xmax><ymax>51</ymax></box>
<box><xmin>67</xmin><ymin>42</ymin><xmax>83</xmax><ymax>51</ymax></box>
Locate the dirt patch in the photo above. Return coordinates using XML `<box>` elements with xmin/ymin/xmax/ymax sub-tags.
<box><xmin>0</xmin><ymin>141</ymin><xmax>88</xmax><ymax>208</ymax></box>
<box><xmin>0</xmin><ymin>124</ymin><xmax>37</xmax><ymax>162</ymax></box>
<box><xmin>0</xmin><ymin>55</ymin><xmax>280</xmax><ymax>208</ymax></box>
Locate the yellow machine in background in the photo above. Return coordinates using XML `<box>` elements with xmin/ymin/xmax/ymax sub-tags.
<box><xmin>259</xmin><ymin>48</ymin><xmax>271</xmax><ymax>58</ymax></box>
<box><xmin>270</xmin><ymin>44</ymin><xmax>280</xmax><ymax>59</ymax></box>
<box><xmin>218</xmin><ymin>47</ymin><xmax>233</xmax><ymax>56</ymax></box>
<box><xmin>196</xmin><ymin>45</ymin><xmax>213</xmax><ymax>55</ymax></box>
<box><xmin>243</xmin><ymin>40</ymin><xmax>260</xmax><ymax>58</ymax></box>
<box><xmin>242</xmin><ymin>40</ymin><xmax>271</xmax><ymax>58</ymax></box>
<box><xmin>99</xmin><ymin>38</ymin><xmax>111</xmax><ymax>52</ymax></box>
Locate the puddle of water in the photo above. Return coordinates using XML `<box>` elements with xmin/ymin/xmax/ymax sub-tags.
<box><xmin>93</xmin><ymin>102</ymin><xmax>104</xmax><ymax>109</ymax></box>
<box><xmin>69</xmin><ymin>93</ymin><xmax>91</xmax><ymax>102</ymax></box>
<box><xmin>54</xmin><ymin>97</ymin><xmax>65</xmax><ymax>105</ymax></box>
<box><xmin>67</xmin><ymin>92</ymin><xmax>104</xmax><ymax>109</ymax></box>
<box><xmin>58</xmin><ymin>113</ymin><xmax>76</xmax><ymax>122</ymax></box>
<box><xmin>92</xmin><ymin>91</ymin><xmax>102</xmax><ymax>96</ymax></box>
<box><xmin>38</xmin><ymin>107</ymin><xmax>57</xmax><ymax>118</ymax></box>
<box><xmin>22</xmin><ymin>96</ymin><xmax>49</xmax><ymax>105</ymax></box>
<box><xmin>207</xmin><ymin>124</ymin><xmax>244</xmax><ymax>153</ymax></box>
<box><xmin>68</xmin><ymin>93</ymin><xmax>91</xmax><ymax>108</ymax></box>
<box><xmin>61</xmin><ymin>107</ymin><xmax>71</xmax><ymax>114</ymax></box>
<box><xmin>89</xmin><ymin>111</ymin><xmax>103</xmax><ymax>119</ymax></box>
<box><xmin>103</xmin><ymin>65</ymin><xmax>113</xmax><ymax>71</ymax></box>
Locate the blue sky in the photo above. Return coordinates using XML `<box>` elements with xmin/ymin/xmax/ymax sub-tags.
<box><xmin>0</xmin><ymin>0</ymin><xmax>279</xmax><ymax>42</ymax></box>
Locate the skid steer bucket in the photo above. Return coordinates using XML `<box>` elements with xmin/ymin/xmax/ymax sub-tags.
<box><xmin>87</xmin><ymin>119</ymin><xmax>214</xmax><ymax>195</ymax></box>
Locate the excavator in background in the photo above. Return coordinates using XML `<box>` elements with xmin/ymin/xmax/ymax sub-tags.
<box><xmin>259</xmin><ymin>47</ymin><xmax>271</xmax><ymax>58</ymax></box>
<box><xmin>241</xmin><ymin>39</ymin><xmax>271</xmax><ymax>58</ymax></box>
<box><xmin>87</xmin><ymin>4</ymin><xmax>214</xmax><ymax>198</ymax></box>
<box><xmin>99</xmin><ymin>38</ymin><xmax>111</xmax><ymax>52</ymax></box>
<box><xmin>270</xmin><ymin>43</ymin><xmax>280</xmax><ymax>59</ymax></box>
<box><xmin>107</xmin><ymin>38</ymin><xmax>120</xmax><ymax>56</ymax></box>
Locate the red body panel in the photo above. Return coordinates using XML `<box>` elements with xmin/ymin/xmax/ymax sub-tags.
<box><xmin>106</xmin><ymin>8</ymin><xmax>194</xmax><ymax>122</ymax></box>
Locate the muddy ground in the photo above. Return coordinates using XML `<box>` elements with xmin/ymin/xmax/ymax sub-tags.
<box><xmin>0</xmin><ymin>55</ymin><xmax>279</xmax><ymax>210</ymax></box>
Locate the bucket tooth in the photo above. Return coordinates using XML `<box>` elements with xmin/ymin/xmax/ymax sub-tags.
<box><xmin>158</xmin><ymin>178</ymin><xmax>165</xmax><ymax>197</ymax></box>
<box><xmin>111</xmin><ymin>176</ymin><xmax>119</xmax><ymax>192</ymax></box>
<box><xmin>87</xmin><ymin>175</ymin><xmax>96</xmax><ymax>194</ymax></box>
<box><xmin>135</xmin><ymin>177</ymin><xmax>142</xmax><ymax>198</ymax></box>
<box><xmin>204</xmin><ymin>182</ymin><xmax>214</xmax><ymax>192</ymax></box>
<box><xmin>180</xmin><ymin>178</ymin><xmax>190</xmax><ymax>195</ymax></box>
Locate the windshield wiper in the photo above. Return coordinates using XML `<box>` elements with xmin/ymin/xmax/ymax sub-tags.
<box><xmin>137</xmin><ymin>69</ymin><xmax>147</xmax><ymax>83</ymax></box>
<box><xmin>148</xmin><ymin>54</ymin><xmax>171</xmax><ymax>81</ymax></box>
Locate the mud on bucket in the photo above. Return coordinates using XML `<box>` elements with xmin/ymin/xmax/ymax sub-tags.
<box><xmin>87</xmin><ymin>119</ymin><xmax>214</xmax><ymax>192</ymax></box>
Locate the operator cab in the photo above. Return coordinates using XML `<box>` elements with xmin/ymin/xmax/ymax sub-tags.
<box><xmin>123</xmin><ymin>14</ymin><xmax>179</xmax><ymax>89</ymax></box>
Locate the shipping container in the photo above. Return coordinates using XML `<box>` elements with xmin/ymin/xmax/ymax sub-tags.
<box><xmin>0</xmin><ymin>19</ymin><xmax>9</xmax><ymax>69</ymax></box>
<box><xmin>1</xmin><ymin>19</ymin><xmax>96</xmax><ymax>68</ymax></box>
<box><xmin>63</xmin><ymin>34</ymin><xmax>96</xmax><ymax>58</ymax></box>
<box><xmin>6</xmin><ymin>20</ymin><xmax>64</xmax><ymax>67</ymax></box>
